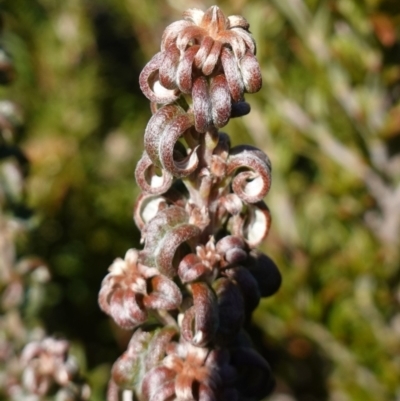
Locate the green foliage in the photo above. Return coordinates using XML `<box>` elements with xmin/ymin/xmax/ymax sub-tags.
<box><xmin>2</xmin><ymin>0</ymin><xmax>400</xmax><ymax>400</ymax></box>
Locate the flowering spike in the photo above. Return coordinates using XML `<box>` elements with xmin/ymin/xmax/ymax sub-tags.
<box><xmin>100</xmin><ymin>6</ymin><xmax>281</xmax><ymax>400</ymax></box>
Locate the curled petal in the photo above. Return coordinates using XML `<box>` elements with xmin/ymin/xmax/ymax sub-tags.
<box><xmin>218</xmin><ymin>194</ymin><xmax>243</xmax><ymax>216</ymax></box>
<box><xmin>141</xmin><ymin>206</ymin><xmax>201</xmax><ymax>277</ymax></box>
<box><xmin>134</xmin><ymin>193</ymin><xmax>167</xmax><ymax>232</ymax></box>
<box><xmin>177</xmin><ymin>45</ymin><xmax>199</xmax><ymax>94</ymax></box>
<box><xmin>193</xmin><ymin>76</ymin><xmax>212</xmax><ymax>133</ymax></box>
<box><xmin>178</xmin><ymin>254</ymin><xmax>208</xmax><ymax>283</ymax></box>
<box><xmin>240</xmin><ymin>51</ymin><xmax>262</xmax><ymax>93</ymax></box>
<box><xmin>230</xmin><ymin>27</ymin><xmax>256</xmax><ymax>54</ymax></box>
<box><xmin>109</xmin><ymin>289</ymin><xmax>147</xmax><ymax>330</ymax></box>
<box><xmin>202</xmin><ymin>40</ymin><xmax>222</xmax><ymax>76</ymax></box>
<box><xmin>144</xmin><ymin>275</ymin><xmax>182</xmax><ymax>310</ymax></box>
<box><xmin>224</xmin><ymin>267</ymin><xmax>260</xmax><ymax>313</ymax></box>
<box><xmin>200</xmin><ymin>5</ymin><xmax>227</xmax><ymax>37</ymax></box>
<box><xmin>227</xmin><ymin>16</ymin><xmax>250</xmax><ymax>30</ymax></box>
<box><xmin>230</xmin><ymin>201</ymin><xmax>271</xmax><ymax>248</ymax></box>
<box><xmin>156</xmin><ymin>223</ymin><xmax>201</xmax><ymax>277</ymax></box>
<box><xmin>139</xmin><ymin>52</ymin><xmax>180</xmax><ymax>104</ymax></box>
<box><xmin>145</xmin><ymin>105</ymin><xmax>184</xmax><ymax>167</ymax></box>
<box><xmin>247</xmin><ymin>250</ymin><xmax>282</xmax><ymax>297</ymax></box>
<box><xmin>145</xmin><ymin>326</ymin><xmax>179</xmax><ymax>371</ymax></box>
<box><xmin>227</xmin><ymin>145</ymin><xmax>272</xmax><ymax>203</ymax></box>
<box><xmin>214</xmin><ymin>132</ymin><xmax>231</xmax><ymax>159</ymax></box>
<box><xmin>231</xmin><ymin>101</ymin><xmax>250</xmax><ymax>118</ymax></box>
<box><xmin>162</xmin><ymin>20</ymin><xmax>193</xmax><ymax>51</ymax></box>
<box><xmin>182</xmin><ymin>282</ymin><xmax>218</xmax><ymax>346</ymax></box>
<box><xmin>216</xmin><ymin>235</ymin><xmax>247</xmax><ymax>265</ymax></box>
<box><xmin>183</xmin><ymin>8</ymin><xmax>205</xmax><ymax>26</ymax></box>
<box><xmin>135</xmin><ymin>152</ymin><xmax>173</xmax><ymax>195</ymax></box>
<box><xmin>159</xmin><ymin>45</ymin><xmax>180</xmax><ymax>89</ymax></box>
<box><xmin>210</xmin><ymin>74</ymin><xmax>231</xmax><ymax>129</ymax></box>
<box><xmin>177</xmin><ymin>25</ymin><xmax>206</xmax><ymax>52</ymax></box>
<box><xmin>218</xmin><ymin>30</ymin><xmax>246</xmax><ymax>59</ymax></box>
<box><xmin>194</xmin><ymin>36</ymin><xmax>214</xmax><ymax>69</ymax></box>
<box><xmin>160</xmin><ymin>113</ymin><xmax>199</xmax><ymax>177</ymax></box>
<box><xmin>221</xmin><ymin>48</ymin><xmax>244</xmax><ymax>102</ymax></box>
<box><xmin>142</xmin><ymin>366</ymin><xmax>176</xmax><ymax>401</ymax></box>
<box><xmin>213</xmin><ymin>278</ymin><xmax>244</xmax><ymax>343</ymax></box>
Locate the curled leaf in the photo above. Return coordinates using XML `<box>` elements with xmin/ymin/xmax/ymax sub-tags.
<box><xmin>227</xmin><ymin>145</ymin><xmax>272</xmax><ymax>203</ymax></box>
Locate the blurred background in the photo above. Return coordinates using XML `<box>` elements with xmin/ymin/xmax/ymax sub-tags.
<box><xmin>1</xmin><ymin>0</ymin><xmax>400</xmax><ymax>400</ymax></box>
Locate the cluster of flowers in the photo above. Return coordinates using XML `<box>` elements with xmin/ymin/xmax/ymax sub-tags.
<box><xmin>0</xmin><ymin>17</ymin><xmax>89</xmax><ymax>400</ymax></box>
<box><xmin>99</xmin><ymin>6</ymin><xmax>281</xmax><ymax>401</ymax></box>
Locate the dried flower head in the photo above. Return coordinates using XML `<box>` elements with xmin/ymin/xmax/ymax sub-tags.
<box><xmin>99</xmin><ymin>249</ymin><xmax>182</xmax><ymax>330</ymax></box>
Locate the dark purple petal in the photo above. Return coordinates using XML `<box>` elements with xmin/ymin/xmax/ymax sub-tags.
<box><xmin>224</xmin><ymin>267</ymin><xmax>260</xmax><ymax>312</ymax></box>
<box><xmin>247</xmin><ymin>250</ymin><xmax>282</xmax><ymax>297</ymax></box>
<box><xmin>213</xmin><ymin>278</ymin><xmax>244</xmax><ymax>343</ymax></box>
<box><xmin>230</xmin><ymin>347</ymin><xmax>274</xmax><ymax>399</ymax></box>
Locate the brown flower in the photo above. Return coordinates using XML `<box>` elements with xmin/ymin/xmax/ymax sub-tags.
<box><xmin>142</xmin><ymin>340</ymin><xmax>236</xmax><ymax>401</ymax></box>
<box><xmin>99</xmin><ymin>249</ymin><xmax>182</xmax><ymax>330</ymax></box>
<box><xmin>20</xmin><ymin>337</ymin><xmax>90</xmax><ymax>398</ymax></box>
<box><xmin>139</xmin><ymin>6</ymin><xmax>261</xmax><ymax>131</ymax></box>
